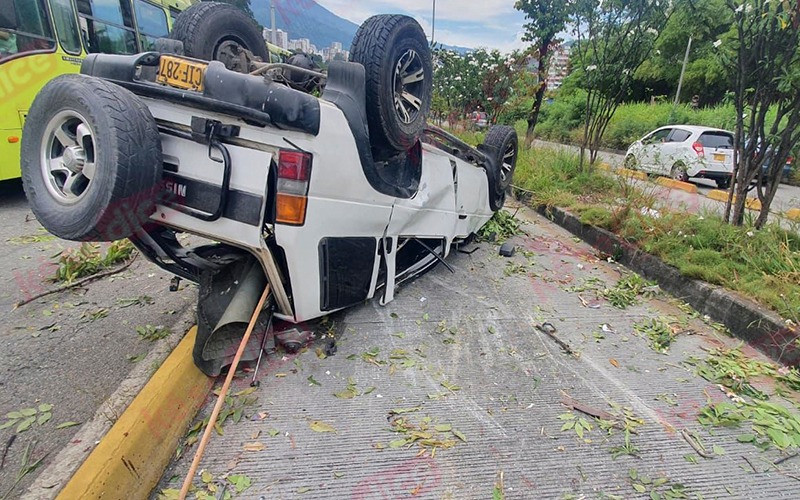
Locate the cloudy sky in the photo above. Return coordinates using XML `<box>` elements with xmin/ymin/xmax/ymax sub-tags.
<box><xmin>315</xmin><ymin>0</ymin><xmax>529</xmax><ymax>51</ymax></box>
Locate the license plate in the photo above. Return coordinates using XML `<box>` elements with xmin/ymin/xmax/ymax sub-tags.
<box><xmin>713</xmin><ymin>153</ymin><xmax>726</xmax><ymax>162</ymax></box>
<box><xmin>156</xmin><ymin>55</ymin><xmax>206</xmax><ymax>91</ymax></box>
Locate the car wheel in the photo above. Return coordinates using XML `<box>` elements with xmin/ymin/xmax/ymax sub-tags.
<box><xmin>624</xmin><ymin>154</ymin><xmax>638</xmax><ymax>170</ymax></box>
<box><xmin>169</xmin><ymin>2</ymin><xmax>269</xmax><ymax>69</ymax></box>
<box><xmin>670</xmin><ymin>163</ymin><xmax>689</xmax><ymax>183</ymax></box>
<box><xmin>716</xmin><ymin>177</ymin><xmax>731</xmax><ymax>189</ymax></box>
<box><xmin>481</xmin><ymin>125</ymin><xmax>519</xmax><ymax>211</ymax></box>
<box><xmin>21</xmin><ymin>74</ymin><xmax>163</xmax><ymax>241</ymax></box>
<box><xmin>350</xmin><ymin>15</ymin><xmax>433</xmax><ymax>161</ymax></box>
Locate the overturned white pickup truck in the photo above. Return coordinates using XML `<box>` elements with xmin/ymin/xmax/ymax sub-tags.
<box><xmin>20</xmin><ymin>3</ymin><xmax>518</xmax><ymax>375</ymax></box>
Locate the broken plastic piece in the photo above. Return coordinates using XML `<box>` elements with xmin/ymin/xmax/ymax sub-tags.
<box><xmin>499</xmin><ymin>242</ymin><xmax>516</xmax><ymax>257</ymax></box>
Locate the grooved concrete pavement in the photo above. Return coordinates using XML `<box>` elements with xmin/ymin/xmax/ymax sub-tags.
<box><xmin>157</xmin><ymin>203</ymin><xmax>800</xmax><ymax>499</ymax></box>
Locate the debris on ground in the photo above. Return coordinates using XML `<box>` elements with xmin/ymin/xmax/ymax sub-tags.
<box><xmin>499</xmin><ymin>242</ymin><xmax>516</xmax><ymax>257</ymax></box>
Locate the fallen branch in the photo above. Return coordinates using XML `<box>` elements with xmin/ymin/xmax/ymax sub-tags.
<box><xmin>681</xmin><ymin>428</ymin><xmax>714</xmax><ymax>459</ymax></box>
<box><xmin>13</xmin><ymin>253</ymin><xmax>138</xmax><ymax>309</ymax></box>
<box><xmin>560</xmin><ymin>393</ymin><xmax>615</xmax><ymax>421</ymax></box>
<box><xmin>535</xmin><ymin>322</ymin><xmax>579</xmax><ymax>358</ymax></box>
<box><xmin>774</xmin><ymin>452</ymin><xmax>799</xmax><ymax>466</ymax></box>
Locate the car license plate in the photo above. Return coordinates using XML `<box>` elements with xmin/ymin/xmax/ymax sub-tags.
<box><xmin>713</xmin><ymin>153</ymin><xmax>726</xmax><ymax>162</ymax></box>
<box><xmin>156</xmin><ymin>55</ymin><xmax>206</xmax><ymax>91</ymax></box>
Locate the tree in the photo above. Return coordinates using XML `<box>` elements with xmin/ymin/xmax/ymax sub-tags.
<box><xmin>432</xmin><ymin>48</ymin><xmax>523</xmax><ymax>124</ymax></box>
<box><xmin>514</xmin><ymin>0</ymin><xmax>573</xmax><ymax>147</ymax></box>
<box><xmin>572</xmin><ymin>0</ymin><xmax>671</xmax><ymax>168</ymax></box>
<box><xmin>632</xmin><ymin>0</ymin><xmax>733</xmax><ymax>105</ymax></box>
<box><xmin>722</xmin><ymin>0</ymin><xmax>800</xmax><ymax>227</ymax></box>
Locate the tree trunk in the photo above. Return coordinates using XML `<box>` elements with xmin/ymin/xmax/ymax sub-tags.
<box><xmin>731</xmin><ymin>176</ymin><xmax>748</xmax><ymax>226</ymax></box>
<box><xmin>755</xmin><ymin>176</ymin><xmax>781</xmax><ymax>229</ymax></box>
<box><xmin>524</xmin><ymin>39</ymin><xmax>552</xmax><ymax>148</ymax></box>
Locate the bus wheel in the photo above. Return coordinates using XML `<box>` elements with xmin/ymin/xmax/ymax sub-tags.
<box><xmin>169</xmin><ymin>2</ymin><xmax>269</xmax><ymax>69</ymax></box>
<box><xmin>21</xmin><ymin>75</ymin><xmax>163</xmax><ymax>242</ymax></box>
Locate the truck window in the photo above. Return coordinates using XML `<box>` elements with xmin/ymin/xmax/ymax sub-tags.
<box><xmin>50</xmin><ymin>0</ymin><xmax>82</xmax><ymax>55</ymax></box>
<box><xmin>699</xmin><ymin>132</ymin><xmax>734</xmax><ymax>149</ymax></box>
<box><xmin>134</xmin><ymin>0</ymin><xmax>168</xmax><ymax>50</ymax></box>
<box><xmin>0</xmin><ymin>0</ymin><xmax>56</xmax><ymax>62</ymax></box>
<box><xmin>76</xmin><ymin>0</ymin><xmax>137</xmax><ymax>54</ymax></box>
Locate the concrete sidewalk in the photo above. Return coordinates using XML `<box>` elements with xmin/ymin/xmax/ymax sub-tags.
<box><xmin>156</xmin><ymin>205</ymin><xmax>800</xmax><ymax>498</ymax></box>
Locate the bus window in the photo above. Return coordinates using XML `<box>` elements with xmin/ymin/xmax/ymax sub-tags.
<box><xmin>0</xmin><ymin>0</ymin><xmax>56</xmax><ymax>62</ymax></box>
<box><xmin>134</xmin><ymin>0</ymin><xmax>168</xmax><ymax>51</ymax></box>
<box><xmin>50</xmin><ymin>0</ymin><xmax>82</xmax><ymax>55</ymax></box>
<box><xmin>76</xmin><ymin>0</ymin><xmax>137</xmax><ymax>54</ymax></box>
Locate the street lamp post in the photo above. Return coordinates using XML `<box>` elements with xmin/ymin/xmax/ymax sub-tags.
<box><xmin>431</xmin><ymin>0</ymin><xmax>436</xmax><ymax>44</ymax></box>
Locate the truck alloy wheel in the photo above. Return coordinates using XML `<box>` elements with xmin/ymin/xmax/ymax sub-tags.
<box><xmin>21</xmin><ymin>75</ymin><xmax>163</xmax><ymax>241</ymax></box>
<box><xmin>350</xmin><ymin>15</ymin><xmax>433</xmax><ymax>160</ymax></box>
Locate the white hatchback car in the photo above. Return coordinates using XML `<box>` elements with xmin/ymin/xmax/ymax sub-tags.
<box><xmin>624</xmin><ymin>125</ymin><xmax>734</xmax><ymax>189</ymax></box>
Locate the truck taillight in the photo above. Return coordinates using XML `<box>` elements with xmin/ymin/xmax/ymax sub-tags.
<box><xmin>691</xmin><ymin>142</ymin><xmax>704</xmax><ymax>157</ymax></box>
<box><xmin>276</xmin><ymin>149</ymin><xmax>312</xmax><ymax>225</ymax></box>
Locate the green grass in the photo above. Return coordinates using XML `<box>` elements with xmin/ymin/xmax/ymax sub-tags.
<box><xmin>530</xmin><ymin>97</ymin><xmax>777</xmax><ymax>151</ymax></box>
<box><xmin>505</xmin><ymin>145</ymin><xmax>800</xmax><ymax>319</ymax></box>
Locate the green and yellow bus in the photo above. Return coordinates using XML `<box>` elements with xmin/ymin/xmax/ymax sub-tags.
<box><xmin>0</xmin><ymin>0</ymin><xmax>192</xmax><ymax>181</ymax></box>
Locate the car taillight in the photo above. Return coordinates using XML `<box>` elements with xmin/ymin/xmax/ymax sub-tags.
<box><xmin>691</xmin><ymin>142</ymin><xmax>704</xmax><ymax>157</ymax></box>
<box><xmin>787</xmin><ymin>156</ymin><xmax>794</xmax><ymax>165</ymax></box>
<box><xmin>276</xmin><ymin>149</ymin><xmax>312</xmax><ymax>225</ymax></box>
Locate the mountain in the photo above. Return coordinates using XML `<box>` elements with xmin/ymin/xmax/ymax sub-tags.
<box><xmin>253</xmin><ymin>1</ymin><xmax>359</xmax><ymax>50</ymax></box>
<box><xmin>252</xmin><ymin>0</ymin><xmax>470</xmax><ymax>54</ymax></box>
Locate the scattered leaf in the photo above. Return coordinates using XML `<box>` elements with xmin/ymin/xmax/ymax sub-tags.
<box><xmin>55</xmin><ymin>421</ymin><xmax>81</xmax><ymax>429</ymax></box>
<box><xmin>243</xmin><ymin>442</ymin><xmax>266</xmax><ymax>452</ymax></box>
<box><xmin>309</xmin><ymin>420</ymin><xmax>337</xmax><ymax>433</ymax></box>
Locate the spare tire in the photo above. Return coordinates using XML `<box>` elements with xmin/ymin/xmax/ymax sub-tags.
<box><xmin>21</xmin><ymin>74</ymin><xmax>163</xmax><ymax>241</ymax></box>
<box><xmin>481</xmin><ymin>125</ymin><xmax>519</xmax><ymax>211</ymax></box>
<box><xmin>169</xmin><ymin>2</ymin><xmax>269</xmax><ymax>67</ymax></box>
<box><xmin>350</xmin><ymin>15</ymin><xmax>432</xmax><ymax>160</ymax></box>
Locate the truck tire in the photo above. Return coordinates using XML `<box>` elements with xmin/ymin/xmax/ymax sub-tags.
<box><xmin>21</xmin><ymin>74</ymin><xmax>163</xmax><ymax>242</ymax></box>
<box><xmin>169</xmin><ymin>2</ymin><xmax>269</xmax><ymax>65</ymax></box>
<box><xmin>482</xmin><ymin>125</ymin><xmax>518</xmax><ymax>210</ymax></box>
<box><xmin>350</xmin><ymin>15</ymin><xmax>432</xmax><ymax>160</ymax></box>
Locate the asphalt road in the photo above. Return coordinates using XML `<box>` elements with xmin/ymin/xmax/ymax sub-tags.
<box><xmin>533</xmin><ymin>140</ymin><xmax>800</xmax><ymax>222</ymax></box>
<box><xmin>156</xmin><ymin>202</ymin><xmax>800</xmax><ymax>499</ymax></box>
<box><xmin>0</xmin><ymin>179</ymin><xmax>197</xmax><ymax>497</ymax></box>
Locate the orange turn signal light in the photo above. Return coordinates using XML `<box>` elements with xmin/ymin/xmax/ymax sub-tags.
<box><xmin>7</xmin><ymin>136</ymin><xmax>19</xmax><ymax>144</ymax></box>
<box><xmin>276</xmin><ymin>193</ymin><xmax>307</xmax><ymax>226</ymax></box>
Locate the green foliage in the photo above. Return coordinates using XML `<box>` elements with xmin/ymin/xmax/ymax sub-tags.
<box><xmin>698</xmin><ymin>399</ymin><xmax>800</xmax><ymax>450</ymax></box>
<box><xmin>633</xmin><ymin>317</ymin><xmax>676</xmax><ymax>353</ymax></box>
<box><xmin>632</xmin><ymin>0</ymin><xmax>734</xmax><ymax>104</ymax></box>
<box><xmin>53</xmin><ymin>240</ymin><xmax>135</xmax><ymax>283</ymax></box>
<box><xmin>602</xmin><ymin>273</ymin><xmax>657</xmax><ymax>309</ymax></box>
<box><xmin>136</xmin><ymin>325</ymin><xmax>171</xmax><ymax>341</ymax></box>
<box><xmin>478</xmin><ymin>210</ymin><xmax>520</xmax><ymax>242</ymax></box>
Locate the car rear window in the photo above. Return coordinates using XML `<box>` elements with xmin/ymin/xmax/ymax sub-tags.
<box><xmin>699</xmin><ymin>132</ymin><xmax>733</xmax><ymax>149</ymax></box>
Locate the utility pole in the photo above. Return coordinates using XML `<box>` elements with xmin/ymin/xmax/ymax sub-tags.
<box><xmin>270</xmin><ymin>3</ymin><xmax>277</xmax><ymax>45</ymax></box>
<box><xmin>673</xmin><ymin>36</ymin><xmax>692</xmax><ymax>107</ymax></box>
<box><xmin>431</xmin><ymin>0</ymin><xmax>436</xmax><ymax>44</ymax></box>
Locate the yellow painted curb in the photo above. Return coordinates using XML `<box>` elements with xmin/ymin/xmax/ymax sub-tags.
<box><xmin>707</xmin><ymin>190</ymin><xmax>762</xmax><ymax>211</ymax></box>
<box><xmin>786</xmin><ymin>208</ymin><xmax>800</xmax><ymax>221</ymax></box>
<box><xmin>618</xmin><ymin>167</ymin><xmax>647</xmax><ymax>180</ymax></box>
<box><xmin>597</xmin><ymin>162</ymin><xmax>612</xmax><ymax>172</ymax></box>
<box><xmin>655</xmin><ymin>176</ymin><xmax>698</xmax><ymax>194</ymax></box>
<box><xmin>58</xmin><ymin>327</ymin><xmax>213</xmax><ymax>500</ymax></box>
